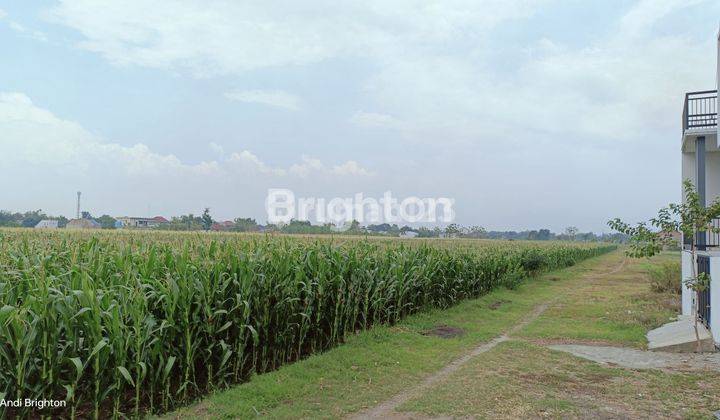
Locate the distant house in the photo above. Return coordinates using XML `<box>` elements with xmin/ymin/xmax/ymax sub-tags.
<box><xmin>211</xmin><ymin>221</ymin><xmax>236</xmax><ymax>231</ymax></box>
<box><xmin>116</xmin><ymin>216</ymin><xmax>169</xmax><ymax>229</ymax></box>
<box><xmin>34</xmin><ymin>220</ymin><xmax>59</xmax><ymax>229</ymax></box>
<box><xmin>660</xmin><ymin>230</ymin><xmax>682</xmax><ymax>248</ymax></box>
<box><xmin>66</xmin><ymin>219</ymin><xmax>101</xmax><ymax>229</ymax></box>
<box><xmin>400</xmin><ymin>231</ymin><xmax>418</xmax><ymax>238</ymax></box>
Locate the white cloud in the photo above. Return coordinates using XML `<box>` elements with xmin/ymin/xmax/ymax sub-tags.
<box><xmin>0</xmin><ymin>92</ymin><xmax>372</xmax><ymax>218</ymax></box>
<box><xmin>288</xmin><ymin>155</ymin><xmax>373</xmax><ymax>178</ymax></box>
<box><xmin>356</xmin><ymin>0</ymin><xmax>716</xmax><ymax>144</ymax></box>
<box><xmin>0</xmin><ymin>9</ymin><xmax>6</xmax><ymax>19</ymax></box>
<box><xmin>5</xmin><ymin>18</ymin><xmax>49</xmax><ymax>42</ymax></box>
<box><xmin>349</xmin><ymin>111</ymin><xmax>404</xmax><ymax>130</ymax></box>
<box><xmin>47</xmin><ymin>0</ymin><xmax>548</xmax><ymax>76</ymax></box>
<box><xmin>209</xmin><ymin>142</ymin><xmax>225</xmax><ymax>155</ymax></box>
<box><xmin>619</xmin><ymin>0</ymin><xmax>704</xmax><ymax>39</ymax></box>
<box><xmin>18</xmin><ymin>0</ymin><xmax>720</xmax><ymax>230</ymax></box>
<box><xmin>43</xmin><ymin>0</ymin><xmax>718</xmax><ymax>144</ymax></box>
<box><xmin>49</xmin><ymin>0</ymin><xmax>708</xmax><ymax>142</ymax></box>
<box><xmin>332</xmin><ymin>160</ymin><xmax>372</xmax><ymax>176</ymax></box>
<box><xmin>226</xmin><ymin>150</ymin><xmax>286</xmax><ymax>176</ymax></box>
<box><xmin>224</xmin><ymin>89</ymin><xmax>300</xmax><ymax>110</ymax></box>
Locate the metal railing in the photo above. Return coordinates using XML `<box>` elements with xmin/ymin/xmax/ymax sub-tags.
<box><xmin>697</xmin><ymin>255</ymin><xmax>711</xmax><ymax>328</ymax></box>
<box><xmin>682</xmin><ymin>219</ymin><xmax>720</xmax><ymax>250</ymax></box>
<box><xmin>696</xmin><ymin>218</ymin><xmax>720</xmax><ymax>250</ymax></box>
<box><xmin>683</xmin><ymin>90</ymin><xmax>717</xmax><ymax>132</ymax></box>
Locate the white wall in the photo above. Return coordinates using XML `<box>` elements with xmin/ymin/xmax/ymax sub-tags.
<box><xmin>708</xmin><ymin>257</ymin><xmax>720</xmax><ymax>344</ymax></box>
<box><xmin>682</xmin><ymin>145</ymin><xmax>720</xmax><ymax>204</ymax></box>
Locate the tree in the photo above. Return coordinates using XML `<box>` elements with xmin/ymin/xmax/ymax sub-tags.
<box><xmin>465</xmin><ymin>225</ymin><xmax>486</xmax><ymax>239</ymax></box>
<box><xmin>201</xmin><ymin>208</ymin><xmax>213</xmax><ymax>231</ymax></box>
<box><xmin>0</xmin><ymin>211</ymin><xmax>19</xmax><ymax>227</ymax></box>
<box><xmin>96</xmin><ymin>214</ymin><xmax>117</xmax><ymax>229</ymax></box>
<box><xmin>537</xmin><ymin>228</ymin><xmax>551</xmax><ymax>241</ymax></box>
<box><xmin>415</xmin><ymin>227</ymin><xmax>436</xmax><ymax>238</ymax></box>
<box><xmin>21</xmin><ymin>210</ymin><xmax>46</xmax><ymax>228</ymax></box>
<box><xmin>444</xmin><ymin>223</ymin><xmax>461</xmax><ymax>237</ymax></box>
<box><xmin>367</xmin><ymin>223</ymin><xmax>392</xmax><ymax>233</ymax></box>
<box><xmin>608</xmin><ymin>180</ymin><xmax>717</xmax><ymax>351</ymax></box>
<box><xmin>564</xmin><ymin>226</ymin><xmax>578</xmax><ymax>240</ymax></box>
<box><xmin>347</xmin><ymin>219</ymin><xmax>362</xmax><ymax>233</ymax></box>
<box><xmin>233</xmin><ymin>217</ymin><xmax>259</xmax><ymax>232</ymax></box>
<box><xmin>55</xmin><ymin>216</ymin><xmax>69</xmax><ymax>228</ymax></box>
<box><xmin>81</xmin><ymin>211</ymin><xmax>93</xmax><ymax>220</ymax></box>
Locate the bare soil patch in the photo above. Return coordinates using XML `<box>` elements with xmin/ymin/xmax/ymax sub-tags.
<box><xmin>488</xmin><ymin>299</ymin><xmax>511</xmax><ymax>310</ymax></box>
<box><xmin>423</xmin><ymin>325</ymin><xmax>465</xmax><ymax>338</ymax></box>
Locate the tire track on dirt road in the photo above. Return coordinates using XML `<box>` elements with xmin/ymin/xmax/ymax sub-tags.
<box><xmin>349</xmin><ymin>255</ymin><xmax>627</xmax><ymax>419</ymax></box>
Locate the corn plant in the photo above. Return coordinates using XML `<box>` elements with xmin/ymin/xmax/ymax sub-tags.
<box><xmin>0</xmin><ymin>229</ymin><xmax>614</xmax><ymax>418</ymax></box>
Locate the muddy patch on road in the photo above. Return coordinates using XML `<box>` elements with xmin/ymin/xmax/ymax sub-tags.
<box><xmin>423</xmin><ymin>325</ymin><xmax>465</xmax><ymax>339</ymax></box>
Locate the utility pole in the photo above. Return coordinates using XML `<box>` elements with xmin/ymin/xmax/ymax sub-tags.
<box><xmin>76</xmin><ymin>191</ymin><xmax>81</xmax><ymax>219</ymax></box>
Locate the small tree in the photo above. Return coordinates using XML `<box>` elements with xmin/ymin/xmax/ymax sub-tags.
<box><xmin>608</xmin><ymin>179</ymin><xmax>718</xmax><ymax>351</ymax></box>
<box><xmin>444</xmin><ymin>223</ymin><xmax>461</xmax><ymax>237</ymax></box>
<box><xmin>201</xmin><ymin>208</ymin><xmax>213</xmax><ymax>231</ymax></box>
<box><xmin>96</xmin><ymin>214</ymin><xmax>117</xmax><ymax>229</ymax></box>
<box><xmin>564</xmin><ymin>226</ymin><xmax>578</xmax><ymax>240</ymax></box>
<box><xmin>461</xmin><ymin>225</ymin><xmax>487</xmax><ymax>239</ymax></box>
<box><xmin>233</xmin><ymin>217</ymin><xmax>259</xmax><ymax>232</ymax></box>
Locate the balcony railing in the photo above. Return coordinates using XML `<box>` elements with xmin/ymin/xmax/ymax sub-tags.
<box><xmin>683</xmin><ymin>90</ymin><xmax>717</xmax><ymax>132</ymax></box>
<box><xmin>683</xmin><ymin>218</ymin><xmax>720</xmax><ymax>250</ymax></box>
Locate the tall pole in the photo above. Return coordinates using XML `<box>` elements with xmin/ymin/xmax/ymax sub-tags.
<box><xmin>77</xmin><ymin>191</ymin><xmax>81</xmax><ymax>219</ymax></box>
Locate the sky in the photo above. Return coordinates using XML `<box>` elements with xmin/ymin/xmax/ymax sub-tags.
<box><xmin>1</xmin><ymin>0</ymin><xmax>719</xmax><ymax>232</ymax></box>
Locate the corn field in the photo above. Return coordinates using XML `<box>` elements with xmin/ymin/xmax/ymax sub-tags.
<box><xmin>0</xmin><ymin>229</ymin><xmax>615</xmax><ymax>418</ymax></box>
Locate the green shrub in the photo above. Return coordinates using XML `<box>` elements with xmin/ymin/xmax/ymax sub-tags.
<box><xmin>500</xmin><ymin>264</ymin><xmax>526</xmax><ymax>289</ymax></box>
<box><xmin>646</xmin><ymin>261</ymin><xmax>681</xmax><ymax>294</ymax></box>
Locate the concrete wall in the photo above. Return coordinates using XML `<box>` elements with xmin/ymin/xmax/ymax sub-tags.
<box><xmin>708</xmin><ymin>257</ymin><xmax>720</xmax><ymax>344</ymax></box>
<box><xmin>682</xmin><ymin>146</ymin><xmax>720</xmax><ymax>204</ymax></box>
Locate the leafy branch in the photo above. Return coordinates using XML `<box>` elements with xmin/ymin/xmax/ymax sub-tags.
<box><xmin>608</xmin><ymin>179</ymin><xmax>720</xmax><ymax>352</ymax></box>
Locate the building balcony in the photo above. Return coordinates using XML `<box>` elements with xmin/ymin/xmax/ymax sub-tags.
<box><xmin>684</xmin><ymin>218</ymin><xmax>720</xmax><ymax>250</ymax></box>
<box><xmin>683</xmin><ymin>90</ymin><xmax>717</xmax><ymax>132</ymax></box>
<box><xmin>681</xmin><ymin>90</ymin><xmax>717</xmax><ymax>153</ymax></box>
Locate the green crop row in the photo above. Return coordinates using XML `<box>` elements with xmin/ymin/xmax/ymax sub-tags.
<box><xmin>0</xmin><ymin>230</ymin><xmax>615</xmax><ymax>418</ymax></box>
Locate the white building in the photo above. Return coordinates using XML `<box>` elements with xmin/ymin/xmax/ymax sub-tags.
<box><xmin>116</xmin><ymin>216</ymin><xmax>169</xmax><ymax>229</ymax></box>
<box><xmin>34</xmin><ymin>220</ymin><xmax>58</xmax><ymax>229</ymax></box>
<box><xmin>679</xmin><ymin>31</ymin><xmax>720</xmax><ymax>347</ymax></box>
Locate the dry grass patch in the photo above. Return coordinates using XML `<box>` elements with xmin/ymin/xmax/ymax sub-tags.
<box><xmin>518</xmin><ymin>253</ymin><xmax>680</xmax><ymax>347</ymax></box>
<box><xmin>400</xmin><ymin>340</ymin><xmax>720</xmax><ymax>419</ymax></box>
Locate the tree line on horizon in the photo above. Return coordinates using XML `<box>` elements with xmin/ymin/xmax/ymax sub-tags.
<box><xmin>0</xmin><ymin>209</ymin><xmax>627</xmax><ymax>242</ymax></box>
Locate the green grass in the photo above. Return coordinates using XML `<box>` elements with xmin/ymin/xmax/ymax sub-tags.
<box><xmin>399</xmin><ymin>340</ymin><xmax>720</xmax><ymax>419</ymax></box>
<box><xmin>517</xmin><ymin>252</ymin><xmax>680</xmax><ymax>348</ymax></box>
<box><xmin>0</xmin><ymin>228</ymin><xmax>613</xmax><ymax>418</ymax></box>
<box><xmin>168</xmin><ymin>250</ymin><xmax>712</xmax><ymax>419</ymax></box>
<box><xmin>164</xmin><ymin>249</ymin><xmax>613</xmax><ymax>419</ymax></box>
<box><xmin>395</xmin><ymin>251</ymin><xmax>719</xmax><ymax>419</ymax></box>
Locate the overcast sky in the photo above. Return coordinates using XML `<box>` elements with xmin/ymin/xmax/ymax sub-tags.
<box><xmin>1</xmin><ymin>0</ymin><xmax>719</xmax><ymax>232</ymax></box>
